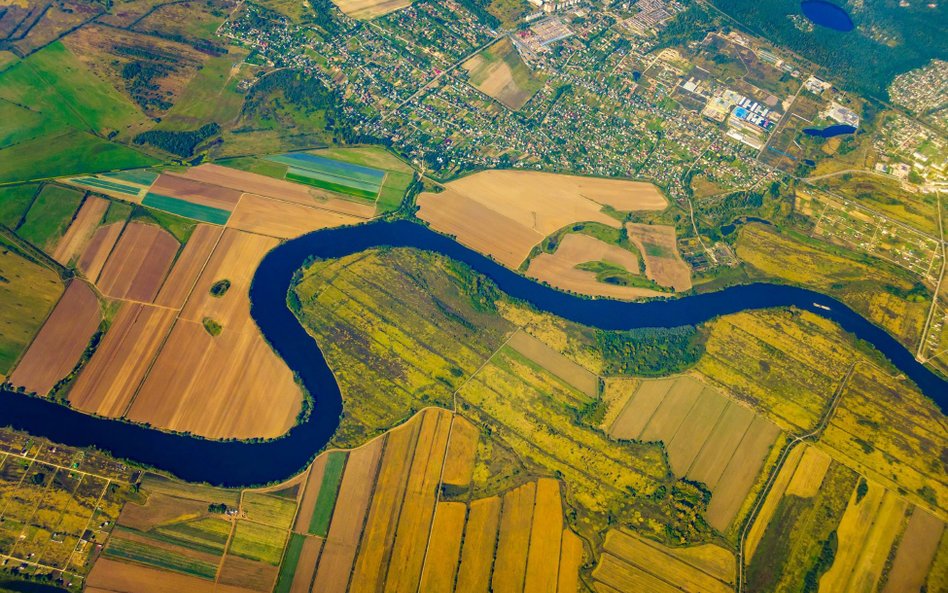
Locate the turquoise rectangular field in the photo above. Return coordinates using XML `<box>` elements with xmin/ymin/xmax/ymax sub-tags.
<box><xmin>142</xmin><ymin>193</ymin><xmax>231</xmax><ymax>225</ymax></box>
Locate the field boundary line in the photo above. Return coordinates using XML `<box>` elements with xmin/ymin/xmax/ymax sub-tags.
<box><xmin>918</xmin><ymin>189</ymin><xmax>945</xmax><ymax>361</ymax></box>
<box><xmin>412</xmin><ymin>330</ymin><xmax>516</xmax><ymax>593</ymax></box>
<box><xmin>735</xmin><ymin>360</ymin><xmax>856</xmax><ymax>592</ymax></box>
<box><xmin>117</xmin><ymin>226</ymin><xmax>226</xmax><ymax>419</ymax></box>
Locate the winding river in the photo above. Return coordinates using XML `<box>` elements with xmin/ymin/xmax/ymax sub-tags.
<box><xmin>0</xmin><ymin>219</ymin><xmax>944</xmax><ymax>487</ymax></box>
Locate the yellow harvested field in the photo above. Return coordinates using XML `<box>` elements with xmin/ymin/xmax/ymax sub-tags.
<box><xmin>330</xmin><ymin>0</ymin><xmax>413</xmax><ymax>19</ymax></box>
<box><xmin>706</xmin><ymin>415</ymin><xmax>780</xmax><ymax>531</ymax></box>
<box><xmin>819</xmin><ymin>481</ymin><xmax>908</xmax><ymax>593</ymax></box>
<box><xmin>610</xmin><ymin>376</ymin><xmax>780</xmax><ymax>531</ymax></box>
<box><xmin>179</xmin><ymin>229</ymin><xmax>276</xmax><ymax>330</ymax></box>
<box><xmin>492</xmin><ymin>481</ymin><xmax>537</xmax><ymax>593</ymax></box>
<box><xmin>609</xmin><ymin>379</ymin><xmax>673</xmax><ymax>439</ymax></box>
<box><xmin>665</xmin><ymin>385</ymin><xmax>730</xmax><ymax>475</ymax></box>
<box><xmin>7</xmin><ymin>280</ymin><xmax>100</xmax><ymax>396</ymax></box>
<box><xmin>881</xmin><ymin>508</ymin><xmax>945</xmax><ymax>593</ymax></box>
<box><xmin>638</xmin><ymin>376</ymin><xmax>705</xmax><ymax>442</ymax></box>
<box><xmin>626</xmin><ymin>223</ymin><xmax>692</xmax><ymax>291</ymax></box>
<box><xmin>418</xmin><ymin>170</ymin><xmax>667</xmax><ymax>268</ymax></box>
<box><xmin>527</xmin><ymin>233</ymin><xmax>664</xmax><ymax>300</ymax></box>
<box><xmin>745</xmin><ymin>445</ymin><xmax>806</xmax><ymax>560</ymax></box>
<box><xmin>350</xmin><ymin>420</ymin><xmax>421</xmax><ymax>593</ymax></box>
<box><xmin>417</xmin><ymin>190</ymin><xmax>542</xmax><ymax>268</ymax></box>
<box><xmin>127</xmin><ymin>319</ymin><xmax>301</xmax><ymax>439</ymax></box>
<box><xmin>52</xmin><ymin>196</ymin><xmax>108</xmax><ymax>265</ymax></box>
<box><xmin>97</xmin><ymin>222</ymin><xmax>179</xmax><ymax>302</ymax></box>
<box><xmin>524</xmin><ymin>478</ymin><xmax>563</xmax><ymax>593</ymax></box>
<box><xmin>289</xmin><ymin>536</ymin><xmax>322</xmax><ymax>593</ymax></box>
<box><xmin>455</xmin><ymin>496</ymin><xmax>502</xmax><ymax>593</ymax></box>
<box><xmin>69</xmin><ymin>302</ymin><xmax>176</xmax><ymax>417</ymax></box>
<box><xmin>311</xmin><ymin>438</ymin><xmax>384</xmax><ymax>592</ymax></box>
<box><xmin>226</xmin><ymin>193</ymin><xmax>366</xmax><ymax>239</ymax></box>
<box><xmin>153</xmin><ymin>224</ymin><xmax>222</xmax><ymax>308</ymax></box>
<box><xmin>442</xmin><ymin>416</ymin><xmax>478</xmax><ymax>488</ymax></box>
<box><xmin>128</xmin><ymin>230</ymin><xmax>301</xmax><ymax>439</ymax></box>
<box><xmin>557</xmin><ymin>529</ymin><xmax>584</xmax><ymax>593</ymax></box>
<box><xmin>784</xmin><ymin>446</ymin><xmax>832</xmax><ymax>498</ymax></box>
<box><xmin>86</xmin><ymin>558</ymin><xmax>256</xmax><ymax>593</ymax></box>
<box><xmin>77</xmin><ymin>221</ymin><xmax>124</xmax><ymax>281</ymax></box>
<box><xmin>509</xmin><ymin>331</ymin><xmax>599</xmax><ymax>397</ymax></box>
<box><xmin>418</xmin><ymin>502</ymin><xmax>467</xmax><ymax>593</ymax></box>
<box><xmin>383</xmin><ymin>409</ymin><xmax>453</xmax><ymax>593</ymax></box>
<box><xmin>593</xmin><ymin>529</ymin><xmax>733</xmax><ymax>593</ymax></box>
<box><xmin>687</xmin><ymin>402</ymin><xmax>756</xmax><ymax>489</ymax></box>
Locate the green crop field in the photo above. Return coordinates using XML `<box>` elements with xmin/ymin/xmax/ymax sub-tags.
<box><xmin>104</xmin><ymin>534</ymin><xmax>220</xmax><ymax>580</ymax></box>
<box><xmin>0</xmin><ymin>237</ymin><xmax>63</xmax><ymax>374</ymax></box>
<box><xmin>311</xmin><ymin>146</ymin><xmax>415</xmax><ymax>213</ymax></box>
<box><xmin>0</xmin><ymin>130</ymin><xmax>157</xmax><ymax>184</ymax></box>
<box><xmin>103</xmin><ymin>169</ymin><xmax>158</xmax><ymax>186</ymax></box>
<box><xmin>273</xmin><ymin>533</ymin><xmax>305</xmax><ymax>593</ymax></box>
<box><xmin>0</xmin><ymin>184</ymin><xmax>38</xmax><ymax>228</ymax></box>
<box><xmin>0</xmin><ymin>41</ymin><xmax>144</xmax><ymax>137</ymax></box>
<box><xmin>148</xmin><ymin>517</ymin><xmax>233</xmax><ymax>556</ymax></box>
<box><xmin>142</xmin><ymin>193</ymin><xmax>231</xmax><ymax>225</ymax></box>
<box><xmin>15</xmin><ymin>184</ymin><xmax>83</xmax><ymax>250</ymax></box>
<box><xmin>308</xmin><ymin>451</ymin><xmax>346</xmax><ymax>536</ymax></box>
<box><xmin>242</xmin><ymin>492</ymin><xmax>298</xmax><ymax>530</ymax></box>
<box><xmin>228</xmin><ymin>520</ymin><xmax>288</xmax><ymax>565</ymax></box>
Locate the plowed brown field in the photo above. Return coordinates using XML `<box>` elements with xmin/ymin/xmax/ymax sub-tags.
<box><xmin>8</xmin><ymin>280</ymin><xmax>100</xmax><ymax>395</ymax></box>
<box><xmin>78</xmin><ymin>222</ymin><xmax>124</xmax><ymax>281</ymax></box>
<box><xmin>68</xmin><ymin>302</ymin><xmax>176</xmax><ymax>417</ymax></box>
<box><xmin>97</xmin><ymin>222</ymin><xmax>179</xmax><ymax>302</ymax></box>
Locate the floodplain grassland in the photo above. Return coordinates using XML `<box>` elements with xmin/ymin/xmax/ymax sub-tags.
<box><xmin>745</xmin><ymin>459</ymin><xmax>858</xmax><ymax>593</ymax></box>
<box><xmin>292</xmin><ymin>248</ymin><xmax>713</xmax><ymax>548</ymax></box>
<box><xmin>819</xmin><ymin>363</ymin><xmax>948</xmax><ymax>517</ymax></box>
<box><xmin>696</xmin><ymin>308</ymin><xmax>855</xmax><ymax>433</ymax></box>
<box><xmin>0</xmin><ymin>236</ymin><xmax>63</xmax><ymax>375</ymax></box>
<box><xmin>737</xmin><ymin>223</ymin><xmax>930</xmax><ymax>350</ymax></box>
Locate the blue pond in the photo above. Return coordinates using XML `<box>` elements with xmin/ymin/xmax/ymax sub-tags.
<box><xmin>803</xmin><ymin>124</ymin><xmax>858</xmax><ymax>138</ymax></box>
<box><xmin>801</xmin><ymin>0</ymin><xmax>855</xmax><ymax>32</ymax></box>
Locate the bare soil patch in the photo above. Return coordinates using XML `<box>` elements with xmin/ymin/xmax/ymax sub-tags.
<box><xmin>626</xmin><ymin>223</ymin><xmax>692</xmax><ymax>291</ymax></box>
<box><xmin>97</xmin><ymin>222</ymin><xmax>179</xmax><ymax>302</ymax></box>
<box><xmin>8</xmin><ymin>280</ymin><xmax>100</xmax><ymax>396</ymax></box>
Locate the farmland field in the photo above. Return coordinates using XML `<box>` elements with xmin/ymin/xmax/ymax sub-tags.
<box><xmin>330</xmin><ymin>0</ymin><xmax>414</xmax><ymax>19</ymax></box>
<box><xmin>625</xmin><ymin>223</ymin><xmax>693</xmax><ymax>291</ymax></box>
<box><xmin>96</xmin><ymin>222</ymin><xmax>179</xmax><ymax>302</ymax></box>
<box><xmin>52</xmin><ymin>196</ymin><xmax>109</xmax><ymax>265</ymax></box>
<box><xmin>0</xmin><ymin>184</ymin><xmax>38</xmax><ymax>228</ymax></box>
<box><xmin>15</xmin><ymin>184</ymin><xmax>83</xmax><ymax>251</ymax></box>
<box><xmin>268</xmin><ymin>152</ymin><xmax>384</xmax><ymax>201</ymax></box>
<box><xmin>527</xmin><ymin>232</ymin><xmax>666</xmax><ymax>299</ymax></box>
<box><xmin>462</xmin><ymin>38</ymin><xmax>545</xmax><ymax>110</ymax></box>
<box><xmin>417</xmin><ymin>170</ymin><xmax>667</xmax><ymax>268</ymax></box>
<box><xmin>7</xmin><ymin>280</ymin><xmax>101</xmax><ymax>397</ymax></box>
<box><xmin>0</xmin><ymin>237</ymin><xmax>63</xmax><ymax>375</ymax></box>
<box><xmin>607</xmin><ymin>375</ymin><xmax>780</xmax><ymax>531</ymax></box>
<box><xmin>592</xmin><ymin>529</ymin><xmax>734</xmax><ymax>593</ymax></box>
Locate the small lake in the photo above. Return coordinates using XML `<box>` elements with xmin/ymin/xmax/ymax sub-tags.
<box><xmin>803</xmin><ymin>124</ymin><xmax>858</xmax><ymax>138</ymax></box>
<box><xmin>801</xmin><ymin>1</ymin><xmax>855</xmax><ymax>32</ymax></box>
